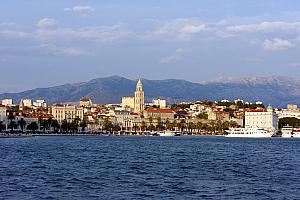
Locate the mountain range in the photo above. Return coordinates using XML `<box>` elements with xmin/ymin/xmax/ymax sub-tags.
<box><xmin>0</xmin><ymin>75</ymin><xmax>299</xmax><ymax>107</ymax></box>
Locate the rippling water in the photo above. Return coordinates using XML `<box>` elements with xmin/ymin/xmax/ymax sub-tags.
<box><xmin>1</xmin><ymin>136</ymin><xmax>300</xmax><ymax>199</ymax></box>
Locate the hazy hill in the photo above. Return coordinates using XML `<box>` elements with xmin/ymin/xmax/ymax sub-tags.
<box><xmin>0</xmin><ymin>75</ymin><xmax>299</xmax><ymax>107</ymax></box>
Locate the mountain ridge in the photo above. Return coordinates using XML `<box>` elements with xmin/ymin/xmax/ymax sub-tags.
<box><xmin>0</xmin><ymin>75</ymin><xmax>299</xmax><ymax>107</ymax></box>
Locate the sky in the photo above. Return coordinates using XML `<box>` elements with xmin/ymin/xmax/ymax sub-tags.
<box><xmin>1</xmin><ymin>0</ymin><xmax>300</xmax><ymax>93</ymax></box>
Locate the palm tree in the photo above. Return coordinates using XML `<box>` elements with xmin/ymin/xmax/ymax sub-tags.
<box><xmin>79</xmin><ymin>117</ymin><xmax>88</xmax><ymax>132</ymax></box>
<box><xmin>40</xmin><ymin>119</ymin><xmax>48</xmax><ymax>134</ymax></box>
<box><xmin>7</xmin><ymin>112</ymin><xmax>15</xmax><ymax>133</ymax></box>
<box><xmin>141</xmin><ymin>120</ymin><xmax>146</xmax><ymax>132</ymax></box>
<box><xmin>196</xmin><ymin>121</ymin><xmax>203</xmax><ymax>134</ymax></box>
<box><xmin>51</xmin><ymin>119</ymin><xmax>60</xmax><ymax>133</ymax></box>
<box><xmin>61</xmin><ymin>119</ymin><xmax>69</xmax><ymax>133</ymax></box>
<box><xmin>27</xmin><ymin>122</ymin><xmax>38</xmax><ymax>134</ymax></box>
<box><xmin>0</xmin><ymin>121</ymin><xmax>5</xmax><ymax>132</ymax></box>
<box><xmin>18</xmin><ymin>118</ymin><xmax>27</xmax><ymax>134</ymax></box>
<box><xmin>47</xmin><ymin>118</ymin><xmax>53</xmax><ymax>132</ymax></box>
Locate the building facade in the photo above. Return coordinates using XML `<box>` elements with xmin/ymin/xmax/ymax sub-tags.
<box><xmin>51</xmin><ymin>104</ymin><xmax>84</xmax><ymax>123</ymax></box>
<box><xmin>144</xmin><ymin>108</ymin><xmax>175</xmax><ymax>121</ymax></box>
<box><xmin>121</xmin><ymin>97</ymin><xmax>135</xmax><ymax>110</ymax></box>
<box><xmin>245</xmin><ymin>106</ymin><xmax>278</xmax><ymax>130</ymax></box>
<box><xmin>0</xmin><ymin>105</ymin><xmax>7</xmax><ymax>121</ymax></box>
<box><xmin>1</xmin><ymin>99</ymin><xmax>13</xmax><ymax>106</ymax></box>
<box><xmin>152</xmin><ymin>99</ymin><xmax>166</xmax><ymax>108</ymax></box>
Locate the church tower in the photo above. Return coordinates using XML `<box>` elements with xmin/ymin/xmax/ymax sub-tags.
<box><xmin>134</xmin><ymin>79</ymin><xmax>145</xmax><ymax>113</ymax></box>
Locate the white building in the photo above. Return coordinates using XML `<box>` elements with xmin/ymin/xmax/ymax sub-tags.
<box><xmin>20</xmin><ymin>99</ymin><xmax>32</xmax><ymax>107</ymax></box>
<box><xmin>0</xmin><ymin>105</ymin><xmax>7</xmax><ymax>121</ymax></box>
<box><xmin>51</xmin><ymin>104</ymin><xmax>84</xmax><ymax>123</ymax></box>
<box><xmin>1</xmin><ymin>99</ymin><xmax>13</xmax><ymax>106</ymax></box>
<box><xmin>275</xmin><ymin>104</ymin><xmax>300</xmax><ymax>119</ymax></box>
<box><xmin>121</xmin><ymin>97</ymin><xmax>135</xmax><ymax>110</ymax></box>
<box><xmin>33</xmin><ymin>99</ymin><xmax>47</xmax><ymax>107</ymax></box>
<box><xmin>80</xmin><ymin>98</ymin><xmax>93</xmax><ymax>107</ymax></box>
<box><xmin>152</xmin><ymin>99</ymin><xmax>166</xmax><ymax>108</ymax></box>
<box><xmin>245</xmin><ymin>105</ymin><xmax>278</xmax><ymax>130</ymax></box>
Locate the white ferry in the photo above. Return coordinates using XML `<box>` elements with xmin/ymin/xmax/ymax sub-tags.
<box><xmin>281</xmin><ymin>126</ymin><xmax>293</xmax><ymax>138</ymax></box>
<box><xmin>225</xmin><ymin>128</ymin><xmax>275</xmax><ymax>138</ymax></box>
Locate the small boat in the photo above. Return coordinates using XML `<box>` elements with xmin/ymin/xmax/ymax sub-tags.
<box><xmin>158</xmin><ymin>131</ymin><xmax>176</xmax><ymax>137</ymax></box>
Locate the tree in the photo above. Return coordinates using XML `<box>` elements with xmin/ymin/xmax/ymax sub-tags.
<box><xmin>103</xmin><ymin>118</ymin><xmax>114</xmax><ymax>133</ymax></box>
<box><xmin>178</xmin><ymin>119</ymin><xmax>186</xmax><ymax>132</ymax></box>
<box><xmin>187</xmin><ymin>122</ymin><xmax>196</xmax><ymax>134</ymax></box>
<box><xmin>197</xmin><ymin>113</ymin><xmax>208</xmax><ymax>120</ymax></box>
<box><xmin>279</xmin><ymin>117</ymin><xmax>300</xmax><ymax>128</ymax></box>
<box><xmin>141</xmin><ymin>121</ymin><xmax>146</xmax><ymax>131</ymax></box>
<box><xmin>61</xmin><ymin>119</ymin><xmax>69</xmax><ymax>133</ymax></box>
<box><xmin>18</xmin><ymin>118</ymin><xmax>27</xmax><ymax>134</ymax></box>
<box><xmin>156</xmin><ymin>117</ymin><xmax>164</xmax><ymax>131</ymax></box>
<box><xmin>47</xmin><ymin>118</ymin><xmax>53</xmax><ymax>132</ymax></box>
<box><xmin>40</xmin><ymin>119</ymin><xmax>48</xmax><ymax>134</ymax></box>
<box><xmin>0</xmin><ymin>121</ymin><xmax>5</xmax><ymax>132</ymax></box>
<box><xmin>7</xmin><ymin>112</ymin><xmax>15</xmax><ymax>133</ymax></box>
<box><xmin>51</xmin><ymin>120</ymin><xmax>60</xmax><ymax>133</ymax></box>
<box><xmin>79</xmin><ymin>117</ymin><xmax>88</xmax><ymax>132</ymax></box>
<box><xmin>196</xmin><ymin>121</ymin><xmax>203</xmax><ymax>133</ymax></box>
<box><xmin>27</xmin><ymin>122</ymin><xmax>38</xmax><ymax>134</ymax></box>
<box><xmin>166</xmin><ymin>119</ymin><xmax>173</xmax><ymax>130</ymax></box>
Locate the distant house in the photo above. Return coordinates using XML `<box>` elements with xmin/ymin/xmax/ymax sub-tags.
<box><xmin>144</xmin><ymin>108</ymin><xmax>174</xmax><ymax>121</ymax></box>
<box><xmin>208</xmin><ymin>110</ymin><xmax>230</xmax><ymax>121</ymax></box>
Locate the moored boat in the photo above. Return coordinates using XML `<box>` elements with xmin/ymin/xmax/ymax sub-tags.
<box><xmin>281</xmin><ymin>126</ymin><xmax>293</xmax><ymax>138</ymax></box>
<box><xmin>158</xmin><ymin>131</ymin><xmax>176</xmax><ymax>137</ymax></box>
<box><xmin>225</xmin><ymin>128</ymin><xmax>275</xmax><ymax>138</ymax></box>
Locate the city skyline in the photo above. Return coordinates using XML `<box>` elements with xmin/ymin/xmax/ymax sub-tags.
<box><xmin>1</xmin><ymin>1</ymin><xmax>300</xmax><ymax>92</ymax></box>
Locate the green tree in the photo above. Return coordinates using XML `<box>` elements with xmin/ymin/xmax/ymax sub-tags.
<box><xmin>156</xmin><ymin>117</ymin><xmax>165</xmax><ymax>131</ymax></box>
<box><xmin>279</xmin><ymin>117</ymin><xmax>300</xmax><ymax>128</ymax></box>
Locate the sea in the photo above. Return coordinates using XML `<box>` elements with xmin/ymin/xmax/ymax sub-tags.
<box><xmin>0</xmin><ymin>136</ymin><xmax>300</xmax><ymax>200</ymax></box>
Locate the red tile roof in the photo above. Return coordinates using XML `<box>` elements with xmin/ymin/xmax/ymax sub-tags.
<box><xmin>146</xmin><ymin>108</ymin><xmax>174</xmax><ymax>113</ymax></box>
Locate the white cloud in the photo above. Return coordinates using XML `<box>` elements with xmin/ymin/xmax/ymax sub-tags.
<box><xmin>40</xmin><ymin>44</ymin><xmax>91</xmax><ymax>56</ymax></box>
<box><xmin>64</xmin><ymin>5</ymin><xmax>94</xmax><ymax>14</ymax></box>
<box><xmin>0</xmin><ymin>30</ymin><xmax>30</xmax><ymax>38</ymax></box>
<box><xmin>226</xmin><ymin>21</ymin><xmax>300</xmax><ymax>33</ymax></box>
<box><xmin>181</xmin><ymin>24</ymin><xmax>208</xmax><ymax>33</ymax></box>
<box><xmin>150</xmin><ymin>18</ymin><xmax>210</xmax><ymax>42</ymax></box>
<box><xmin>262</xmin><ymin>38</ymin><xmax>294</xmax><ymax>51</ymax></box>
<box><xmin>159</xmin><ymin>48</ymin><xmax>184</xmax><ymax>64</ymax></box>
<box><xmin>37</xmin><ymin>18</ymin><xmax>57</xmax><ymax>29</ymax></box>
<box><xmin>35</xmin><ymin>24</ymin><xmax>130</xmax><ymax>43</ymax></box>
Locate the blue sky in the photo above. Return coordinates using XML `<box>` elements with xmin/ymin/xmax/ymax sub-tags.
<box><xmin>1</xmin><ymin>0</ymin><xmax>300</xmax><ymax>92</ymax></box>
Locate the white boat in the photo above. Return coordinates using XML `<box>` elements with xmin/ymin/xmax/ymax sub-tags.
<box><xmin>225</xmin><ymin>128</ymin><xmax>275</xmax><ymax>138</ymax></box>
<box><xmin>281</xmin><ymin>126</ymin><xmax>293</xmax><ymax>138</ymax></box>
<box><xmin>158</xmin><ymin>131</ymin><xmax>176</xmax><ymax>137</ymax></box>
